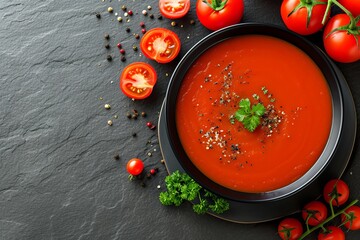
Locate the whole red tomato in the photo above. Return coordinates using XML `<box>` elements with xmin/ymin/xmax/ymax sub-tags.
<box><xmin>318</xmin><ymin>226</ymin><xmax>345</xmax><ymax>240</ymax></box>
<box><xmin>281</xmin><ymin>0</ymin><xmax>328</xmax><ymax>35</ymax></box>
<box><xmin>196</xmin><ymin>0</ymin><xmax>244</xmax><ymax>31</ymax></box>
<box><xmin>126</xmin><ymin>158</ymin><xmax>144</xmax><ymax>176</ymax></box>
<box><xmin>323</xmin><ymin>179</ymin><xmax>350</xmax><ymax>206</ymax></box>
<box><xmin>338</xmin><ymin>0</ymin><xmax>360</xmax><ymax>17</ymax></box>
<box><xmin>323</xmin><ymin>14</ymin><xmax>360</xmax><ymax>63</ymax></box>
<box><xmin>302</xmin><ymin>201</ymin><xmax>328</xmax><ymax>226</ymax></box>
<box><xmin>341</xmin><ymin>205</ymin><xmax>360</xmax><ymax>230</ymax></box>
<box><xmin>278</xmin><ymin>218</ymin><xmax>303</xmax><ymax>240</ymax></box>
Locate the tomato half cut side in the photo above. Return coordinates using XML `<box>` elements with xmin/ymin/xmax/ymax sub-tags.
<box><xmin>120</xmin><ymin>62</ymin><xmax>157</xmax><ymax>100</ymax></box>
<box><xmin>140</xmin><ymin>28</ymin><xmax>181</xmax><ymax>63</ymax></box>
<box><xmin>159</xmin><ymin>0</ymin><xmax>190</xmax><ymax>19</ymax></box>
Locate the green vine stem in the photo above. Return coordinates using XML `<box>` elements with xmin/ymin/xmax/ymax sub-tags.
<box><xmin>322</xmin><ymin>0</ymin><xmax>357</xmax><ymax>29</ymax></box>
<box><xmin>298</xmin><ymin>199</ymin><xmax>359</xmax><ymax>240</ymax></box>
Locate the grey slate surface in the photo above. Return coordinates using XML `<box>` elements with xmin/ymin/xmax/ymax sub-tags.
<box><xmin>1</xmin><ymin>0</ymin><xmax>359</xmax><ymax>239</ymax></box>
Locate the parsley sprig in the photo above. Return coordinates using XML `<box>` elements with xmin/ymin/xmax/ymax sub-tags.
<box><xmin>159</xmin><ymin>171</ymin><xmax>230</xmax><ymax>215</ymax></box>
<box><xmin>234</xmin><ymin>98</ymin><xmax>266</xmax><ymax>132</ymax></box>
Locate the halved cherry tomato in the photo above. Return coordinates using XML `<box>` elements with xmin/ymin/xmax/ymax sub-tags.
<box><xmin>120</xmin><ymin>62</ymin><xmax>157</xmax><ymax>99</ymax></box>
<box><xmin>341</xmin><ymin>205</ymin><xmax>360</xmax><ymax>230</ymax></box>
<box><xmin>323</xmin><ymin>179</ymin><xmax>349</xmax><ymax>206</ymax></box>
<box><xmin>323</xmin><ymin>14</ymin><xmax>360</xmax><ymax>63</ymax></box>
<box><xmin>318</xmin><ymin>226</ymin><xmax>345</xmax><ymax>240</ymax></box>
<box><xmin>338</xmin><ymin>0</ymin><xmax>360</xmax><ymax>17</ymax></box>
<box><xmin>278</xmin><ymin>218</ymin><xmax>303</xmax><ymax>240</ymax></box>
<box><xmin>126</xmin><ymin>158</ymin><xmax>144</xmax><ymax>176</ymax></box>
<box><xmin>140</xmin><ymin>28</ymin><xmax>181</xmax><ymax>63</ymax></box>
<box><xmin>159</xmin><ymin>0</ymin><xmax>190</xmax><ymax>19</ymax></box>
<box><xmin>280</xmin><ymin>0</ymin><xmax>328</xmax><ymax>35</ymax></box>
<box><xmin>302</xmin><ymin>201</ymin><xmax>328</xmax><ymax>226</ymax></box>
<box><xmin>196</xmin><ymin>0</ymin><xmax>244</xmax><ymax>31</ymax></box>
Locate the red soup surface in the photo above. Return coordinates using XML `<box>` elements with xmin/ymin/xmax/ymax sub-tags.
<box><xmin>176</xmin><ymin>35</ymin><xmax>332</xmax><ymax>193</ymax></box>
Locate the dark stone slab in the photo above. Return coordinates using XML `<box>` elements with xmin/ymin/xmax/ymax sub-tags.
<box><xmin>1</xmin><ymin>0</ymin><xmax>359</xmax><ymax>239</ymax></box>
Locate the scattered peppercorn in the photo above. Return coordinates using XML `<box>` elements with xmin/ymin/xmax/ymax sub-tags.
<box><xmin>120</xmin><ymin>49</ymin><xmax>125</xmax><ymax>54</ymax></box>
<box><xmin>128</xmin><ymin>10</ymin><xmax>133</xmax><ymax>16</ymax></box>
<box><xmin>132</xmin><ymin>132</ymin><xmax>137</xmax><ymax>137</ymax></box>
<box><xmin>132</xmin><ymin>46</ymin><xmax>138</xmax><ymax>51</ymax></box>
<box><xmin>161</xmin><ymin>159</ymin><xmax>165</xmax><ymax>164</ymax></box>
<box><xmin>150</xmin><ymin>169</ymin><xmax>156</xmax><ymax>175</ymax></box>
<box><xmin>141</xmin><ymin>28</ymin><xmax>146</xmax><ymax>34</ymax></box>
<box><xmin>121</xmin><ymin>56</ymin><xmax>126</xmax><ymax>62</ymax></box>
<box><xmin>104</xmin><ymin>103</ymin><xmax>111</xmax><ymax>109</ymax></box>
<box><xmin>171</xmin><ymin>21</ymin><xmax>177</xmax><ymax>27</ymax></box>
<box><xmin>126</xmin><ymin>27</ymin><xmax>130</xmax><ymax>33</ymax></box>
<box><xmin>95</xmin><ymin>13</ymin><xmax>101</xmax><ymax>19</ymax></box>
<box><xmin>140</xmin><ymin>22</ymin><xmax>145</xmax><ymax>28</ymax></box>
<box><xmin>132</xmin><ymin>114</ymin><xmax>138</xmax><ymax>120</ymax></box>
<box><xmin>121</xmin><ymin>5</ymin><xmax>127</xmax><ymax>11</ymax></box>
<box><xmin>190</xmin><ymin>19</ymin><xmax>195</xmax><ymax>25</ymax></box>
<box><xmin>141</xmin><ymin>111</ymin><xmax>146</xmax><ymax>117</ymax></box>
<box><xmin>107</xmin><ymin>7</ymin><xmax>113</xmax><ymax>13</ymax></box>
<box><xmin>105</xmin><ymin>44</ymin><xmax>110</xmax><ymax>49</ymax></box>
<box><xmin>113</xmin><ymin>154</ymin><xmax>120</xmax><ymax>160</ymax></box>
<box><xmin>117</xmin><ymin>17</ymin><xmax>122</xmax><ymax>22</ymax></box>
<box><xmin>117</xmin><ymin>43</ymin><xmax>122</xmax><ymax>48</ymax></box>
<box><xmin>106</xmin><ymin>55</ymin><xmax>112</xmax><ymax>61</ymax></box>
<box><xmin>142</xmin><ymin>10</ymin><xmax>147</xmax><ymax>16</ymax></box>
<box><xmin>147</xmin><ymin>5</ymin><xmax>152</xmax><ymax>10</ymax></box>
<box><xmin>149</xmin><ymin>14</ymin><xmax>154</xmax><ymax>19</ymax></box>
<box><xmin>140</xmin><ymin>182</ymin><xmax>146</xmax><ymax>188</ymax></box>
<box><xmin>157</xmin><ymin>15</ymin><xmax>163</xmax><ymax>20</ymax></box>
<box><xmin>104</xmin><ymin>33</ymin><xmax>110</xmax><ymax>40</ymax></box>
<box><xmin>126</xmin><ymin>112</ymin><xmax>132</xmax><ymax>118</ymax></box>
<box><xmin>107</xmin><ymin>120</ymin><xmax>113</xmax><ymax>126</ymax></box>
<box><xmin>134</xmin><ymin>33</ymin><xmax>140</xmax><ymax>39</ymax></box>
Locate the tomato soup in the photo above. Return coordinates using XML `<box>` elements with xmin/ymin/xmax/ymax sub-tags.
<box><xmin>176</xmin><ymin>35</ymin><xmax>332</xmax><ymax>193</ymax></box>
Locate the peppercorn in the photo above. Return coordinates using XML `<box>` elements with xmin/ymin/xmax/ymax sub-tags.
<box><xmin>128</xmin><ymin>10</ymin><xmax>133</xmax><ymax>16</ymax></box>
<box><xmin>105</xmin><ymin>44</ymin><xmax>110</xmax><ymax>49</ymax></box>
<box><xmin>134</xmin><ymin>34</ymin><xmax>140</xmax><ymax>39</ymax></box>
<box><xmin>107</xmin><ymin>7</ymin><xmax>113</xmax><ymax>13</ymax></box>
<box><xmin>160</xmin><ymin>159</ymin><xmax>165</xmax><ymax>164</ymax></box>
<box><xmin>147</xmin><ymin>5</ymin><xmax>152</xmax><ymax>10</ymax></box>
<box><xmin>141</xmin><ymin>29</ymin><xmax>146</xmax><ymax>34</ymax></box>
<box><xmin>171</xmin><ymin>21</ymin><xmax>177</xmax><ymax>27</ymax></box>
<box><xmin>106</xmin><ymin>55</ymin><xmax>112</xmax><ymax>61</ymax></box>
<box><xmin>141</xmin><ymin>111</ymin><xmax>146</xmax><ymax>117</ymax></box>
<box><xmin>117</xmin><ymin>17</ymin><xmax>122</xmax><ymax>22</ymax></box>
<box><xmin>126</xmin><ymin>112</ymin><xmax>132</xmax><ymax>118</ymax></box>
<box><xmin>142</xmin><ymin>10</ymin><xmax>147</xmax><ymax>16</ymax></box>
<box><xmin>104</xmin><ymin>33</ymin><xmax>110</xmax><ymax>40</ymax></box>
<box><xmin>113</xmin><ymin>154</ymin><xmax>120</xmax><ymax>160</ymax></box>
<box><xmin>132</xmin><ymin>46</ymin><xmax>138</xmax><ymax>51</ymax></box>
<box><xmin>95</xmin><ymin>13</ymin><xmax>101</xmax><ymax>19</ymax></box>
<box><xmin>121</xmin><ymin>56</ymin><xmax>126</xmax><ymax>62</ymax></box>
<box><xmin>132</xmin><ymin>114</ymin><xmax>138</xmax><ymax>120</ymax></box>
<box><xmin>190</xmin><ymin>19</ymin><xmax>195</xmax><ymax>25</ymax></box>
<box><xmin>149</xmin><ymin>14</ymin><xmax>154</xmax><ymax>19</ymax></box>
<box><xmin>117</xmin><ymin>43</ymin><xmax>122</xmax><ymax>48</ymax></box>
<box><xmin>140</xmin><ymin>22</ymin><xmax>145</xmax><ymax>28</ymax></box>
<box><xmin>140</xmin><ymin>182</ymin><xmax>146</xmax><ymax>188</ymax></box>
<box><xmin>150</xmin><ymin>169</ymin><xmax>156</xmax><ymax>175</ymax></box>
<box><xmin>107</xmin><ymin>120</ymin><xmax>113</xmax><ymax>126</ymax></box>
<box><xmin>121</xmin><ymin>5</ymin><xmax>127</xmax><ymax>11</ymax></box>
<box><xmin>132</xmin><ymin>132</ymin><xmax>137</xmax><ymax>137</ymax></box>
<box><xmin>146</xmin><ymin>122</ymin><xmax>152</xmax><ymax>127</ymax></box>
<box><xmin>120</xmin><ymin>49</ymin><xmax>125</xmax><ymax>54</ymax></box>
<box><xmin>104</xmin><ymin>103</ymin><xmax>111</xmax><ymax>109</ymax></box>
<box><xmin>157</xmin><ymin>15</ymin><xmax>163</xmax><ymax>20</ymax></box>
<box><xmin>126</xmin><ymin>27</ymin><xmax>130</xmax><ymax>33</ymax></box>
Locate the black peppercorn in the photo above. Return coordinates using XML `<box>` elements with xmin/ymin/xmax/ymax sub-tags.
<box><xmin>126</xmin><ymin>112</ymin><xmax>132</xmax><ymax>118</ymax></box>
<box><xmin>104</xmin><ymin>33</ymin><xmax>110</xmax><ymax>40</ymax></box>
<box><xmin>121</xmin><ymin>56</ymin><xmax>126</xmax><ymax>62</ymax></box>
<box><xmin>126</xmin><ymin>27</ymin><xmax>130</xmax><ymax>33</ymax></box>
<box><xmin>113</xmin><ymin>154</ymin><xmax>120</xmax><ymax>160</ymax></box>
<box><xmin>157</xmin><ymin>15</ymin><xmax>163</xmax><ymax>20</ymax></box>
<box><xmin>95</xmin><ymin>13</ymin><xmax>101</xmax><ymax>19</ymax></box>
<box><xmin>149</xmin><ymin>14</ymin><xmax>154</xmax><ymax>19</ymax></box>
<box><xmin>105</xmin><ymin>44</ymin><xmax>110</xmax><ymax>49</ymax></box>
<box><xmin>106</xmin><ymin>55</ymin><xmax>112</xmax><ymax>61</ymax></box>
<box><xmin>132</xmin><ymin>132</ymin><xmax>137</xmax><ymax>137</ymax></box>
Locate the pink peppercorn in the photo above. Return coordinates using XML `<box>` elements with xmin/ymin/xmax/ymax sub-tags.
<box><xmin>141</xmin><ymin>28</ymin><xmax>146</xmax><ymax>34</ymax></box>
<box><xmin>120</xmin><ymin>49</ymin><xmax>125</xmax><ymax>54</ymax></box>
<box><xmin>117</xmin><ymin>43</ymin><xmax>122</xmax><ymax>48</ymax></box>
<box><xmin>128</xmin><ymin>10</ymin><xmax>133</xmax><ymax>16</ymax></box>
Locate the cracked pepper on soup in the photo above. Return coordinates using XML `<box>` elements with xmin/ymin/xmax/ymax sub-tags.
<box><xmin>176</xmin><ymin>35</ymin><xmax>332</xmax><ymax>193</ymax></box>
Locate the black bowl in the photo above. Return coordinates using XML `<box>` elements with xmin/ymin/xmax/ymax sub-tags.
<box><xmin>164</xmin><ymin>23</ymin><xmax>353</xmax><ymax>203</ymax></box>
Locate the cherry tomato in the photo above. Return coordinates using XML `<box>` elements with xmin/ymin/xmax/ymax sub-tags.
<box><xmin>159</xmin><ymin>0</ymin><xmax>190</xmax><ymax>19</ymax></box>
<box><xmin>196</xmin><ymin>0</ymin><xmax>244</xmax><ymax>31</ymax></box>
<box><xmin>338</xmin><ymin>0</ymin><xmax>360</xmax><ymax>17</ymax></box>
<box><xmin>323</xmin><ymin>179</ymin><xmax>349</xmax><ymax>206</ymax></box>
<box><xmin>278</xmin><ymin>218</ymin><xmax>303</xmax><ymax>240</ymax></box>
<box><xmin>318</xmin><ymin>226</ymin><xmax>345</xmax><ymax>240</ymax></box>
<box><xmin>341</xmin><ymin>205</ymin><xmax>360</xmax><ymax>230</ymax></box>
<box><xmin>140</xmin><ymin>28</ymin><xmax>181</xmax><ymax>63</ymax></box>
<box><xmin>126</xmin><ymin>158</ymin><xmax>144</xmax><ymax>176</ymax></box>
<box><xmin>323</xmin><ymin>14</ymin><xmax>360</xmax><ymax>63</ymax></box>
<box><xmin>280</xmin><ymin>0</ymin><xmax>328</xmax><ymax>35</ymax></box>
<box><xmin>302</xmin><ymin>201</ymin><xmax>328</xmax><ymax>226</ymax></box>
<box><xmin>120</xmin><ymin>62</ymin><xmax>157</xmax><ymax>100</ymax></box>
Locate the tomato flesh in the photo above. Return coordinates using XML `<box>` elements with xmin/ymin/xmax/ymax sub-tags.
<box><xmin>120</xmin><ymin>62</ymin><xmax>157</xmax><ymax>99</ymax></box>
<box><xmin>140</xmin><ymin>28</ymin><xmax>181</xmax><ymax>63</ymax></box>
<box><xmin>159</xmin><ymin>0</ymin><xmax>190</xmax><ymax>19</ymax></box>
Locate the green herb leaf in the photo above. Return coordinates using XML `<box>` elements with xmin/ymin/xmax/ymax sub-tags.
<box><xmin>233</xmin><ymin>98</ymin><xmax>265</xmax><ymax>132</ymax></box>
<box><xmin>159</xmin><ymin>171</ymin><xmax>230</xmax><ymax>215</ymax></box>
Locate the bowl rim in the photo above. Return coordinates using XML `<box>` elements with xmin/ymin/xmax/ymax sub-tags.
<box><xmin>164</xmin><ymin>23</ymin><xmax>343</xmax><ymax>202</ymax></box>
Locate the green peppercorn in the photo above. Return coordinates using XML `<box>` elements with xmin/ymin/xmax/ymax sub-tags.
<box><xmin>132</xmin><ymin>46</ymin><xmax>138</xmax><ymax>51</ymax></box>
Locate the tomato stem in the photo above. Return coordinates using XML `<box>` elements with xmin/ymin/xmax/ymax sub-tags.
<box><xmin>298</xmin><ymin>199</ymin><xmax>359</xmax><ymax>240</ymax></box>
<box><xmin>202</xmin><ymin>0</ymin><xmax>228</xmax><ymax>11</ymax></box>
<box><xmin>324</xmin><ymin>0</ymin><xmax>358</xmax><ymax>30</ymax></box>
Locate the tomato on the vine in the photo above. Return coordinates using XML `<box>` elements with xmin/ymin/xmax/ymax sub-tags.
<box><xmin>323</xmin><ymin>14</ymin><xmax>360</xmax><ymax>63</ymax></box>
<box><xmin>120</xmin><ymin>62</ymin><xmax>157</xmax><ymax>100</ymax></box>
<box><xmin>196</xmin><ymin>0</ymin><xmax>244</xmax><ymax>31</ymax></box>
<box><xmin>140</xmin><ymin>28</ymin><xmax>181</xmax><ymax>63</ymax></box>
<box><xmin>278</xmin><ymin>218</ymin><xmax>303</xmax><ymax>240</ymax></box>
<box><xmin>323</xmin><ymin>179</ymin><xmax>350</xmax><ymax>206</ymax></box>
<box><xmin>159</xmin><ymin>0</ymin><xmax>190</xmax><ymax>19</ymax></box>
<box><xmin>338</xmin><ymin>0</ymin><xmax>360</xmax><ymax>17</ymax></box>
<box><xmin>317</xmin><ymin>226</ymin><xmax>345</xmax><ymax>240</ymax></box>
<box><xmin>126</xmin><ymin>158</ymin><xmax>144</xmax><ymax>176</ymax></box>
<box><xmin>302</xmin><ymin>201</ymin><xmax>328</xmax><ymax>226</ymax></box>
<box><xmin>341</xmin><ymin>205</ymin><xmax>360</xmax><ymax>230</ymax></box>
<box><xmin>280</xmin><ymin>0</ymin><xmax>328</xmax><ymax>35</ymax></box>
